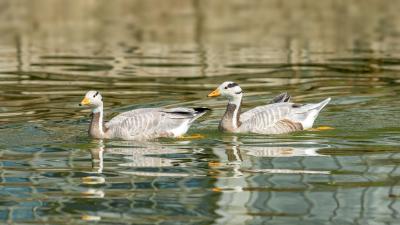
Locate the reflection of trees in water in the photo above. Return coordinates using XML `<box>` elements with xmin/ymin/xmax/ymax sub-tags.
<box><xmin>80</xmin><ymin>140</ymin><xmax>221</xmax><ymax>224</ymax></box>
<box><xmin>0</xmin><ymin>136</ymin><xmax>399</xmax><ymax>223</ymax></box>
<box><xmin>2</xmin><ymin>0</ymin><xmax>398</xmax><ymax>50</ymax></box>
<box><xmin>0</xmin><ymin>140</ymin><xmax>221</xmax><ymax>224</ymax></box>
<box><xmin>212</xmin><ymin>136</ymin><xmax>400</xmax><ymax>224</ymax></box>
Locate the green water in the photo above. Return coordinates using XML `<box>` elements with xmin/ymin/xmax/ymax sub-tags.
<box><xmin>1</xmin><ymin>1</ymin><xmax>400</xmax><ymax>224</ymax></box>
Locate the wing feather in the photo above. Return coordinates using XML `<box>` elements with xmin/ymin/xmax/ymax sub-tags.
<box><xmin>105</xmin><ymin>107</ymin><xmax>208</xmax><ymax>139</ymax></box>
<box><xmin>239</xmin><ymin>103</ymin><xmax>302</xmax><ymax>134</ymax></box>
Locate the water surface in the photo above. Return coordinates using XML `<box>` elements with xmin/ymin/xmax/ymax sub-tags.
<box><xmin>1</xmin><ymin>1</ymin><xmax>400</xmax><ymax>224</ymax></box>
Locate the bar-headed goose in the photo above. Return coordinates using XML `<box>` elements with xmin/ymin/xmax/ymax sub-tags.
<box><xmin>208</xmin><ymin>81</ymin><xmax>331</xmax><ymax>134</ymax></box>
<box><xmin>79</xmin><ymin>91</ymin><xmax>210</xmax><ymax>140</ymax></box>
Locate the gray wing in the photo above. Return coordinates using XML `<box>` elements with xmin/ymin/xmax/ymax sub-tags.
<box><xmin>105</xmin><ymin>107</ymin><xmax>208</xmax><ymax>139</ymax></box>
<box><xmin>269</xmin><ymin>92</ymin><xmax>291</xmax><ymax>104</ymax></box>
<box><xmin>240</xmin><ymin>105</ymin><xmax>270</xmax><ymax>122</ymax></box>
<box><xmin>241</xmin><ymin>92</ymin><xmax>291</xmax><ymax>122</ymax></box>
<box><xmin>161</xmin><ymin>107</ymin><xmax>210</xmax><ymax>122</ymax></box>
<box><xmin>239</xmin><ymin>98</ymin><xmax>331</xmax><ymax>134</ymax></box>
<box><xmin>239</xmin><ymin>103</ymin><xmax>302</xmax><ymax>134</ymax></box>
<box><xmin>105</xmin><ymin>108</ymin><xmax>160</xmax><ymax>129</ymax></box>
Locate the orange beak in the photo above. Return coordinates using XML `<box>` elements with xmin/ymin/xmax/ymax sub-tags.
<box><xmin>80</xmin><ymin>97</ymin><xmax>91</xmax><ymax>106</ymax></box>
<box><xmin>207</xmin><ymin>89</ymin><xmax>221</xmax><ymax>97</ymax></box>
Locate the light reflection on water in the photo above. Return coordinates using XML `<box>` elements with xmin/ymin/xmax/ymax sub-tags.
<box><xmin>0</xmin><ymin>1</ymin><xmax>400</xmax><ymax>225</ymax></box>
<box><xmin>1</xmin><ymin>48</ymin><xmax>400</xmax><ymax>224</ymax></box>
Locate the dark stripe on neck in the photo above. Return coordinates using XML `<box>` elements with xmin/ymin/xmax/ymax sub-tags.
<box><xmin>219</xmin><ymin>102</ymin><xmax>242</xmax><ymax>132</ymax></box>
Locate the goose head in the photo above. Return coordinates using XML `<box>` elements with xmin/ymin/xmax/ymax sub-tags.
<box><xmin>208</xmin><ymin>81</ymin><xmax>243</xmax><ymax>101</ymax></box>
<box><xmin>79</xmin><ymin>90</ymin><xmax>103</xmax><ymax>109</ymax></box>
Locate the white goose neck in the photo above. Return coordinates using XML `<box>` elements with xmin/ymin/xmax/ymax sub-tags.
<box><xmin>93</xmin><ymin>105</ymin><xmax>103</xmax><ymax>114</ymax></box>
<box><xmin>227</xmin><ymin>94</ymin><xmax>243</xmax><ymax>129</ymax></box>
<box><xmin>228</xmin><ymin>94</ymin><xmax>242</xmax><ymax>106</ymax></box>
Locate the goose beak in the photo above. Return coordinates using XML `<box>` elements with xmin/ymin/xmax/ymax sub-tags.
<box><xmin>80</xmin><ymin>97</ymin><xmax>90</xmax><ymax>106</ymax></box>
<box><xmin>208</xmin><ymin>89</ymin><xmax>221</xmax><ymax>97</ymax></box>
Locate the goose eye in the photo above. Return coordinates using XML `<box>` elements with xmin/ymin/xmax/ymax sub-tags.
<box><xmin>93</xmin><ymin>91</ymin><xmax>99</xmax><ymax>98</ymax></box>
<box><xmin>224</xmin><ymin>86</ymin><xmax>228</xmax><ymax>89</ymax></box>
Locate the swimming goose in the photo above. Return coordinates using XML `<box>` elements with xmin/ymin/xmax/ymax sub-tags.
<box><xmin>79</xmin><ymin>91</ymin><xmax>210</xmax><ymax>140</ymax></box>
<box><xmin>207</xmin><ymin>81</ymin><xmax>331</xmax><ymax>134</ymax></box>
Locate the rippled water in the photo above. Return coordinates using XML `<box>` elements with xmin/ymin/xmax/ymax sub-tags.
<box><xmin>1</xmin><ymin>1</ymin><xmax>400</xmax><ymax>225</ymax></box>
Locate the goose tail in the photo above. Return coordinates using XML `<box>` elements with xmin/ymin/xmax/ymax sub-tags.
<box><xmin>293</xmin><ymin>98</ymin><xmax>331</xmax><ymax>129</ymax></box>
<box><xmin>314</xmin><ymin>97</ymin><xmax>331</xmax><ymax>112</ymax></box>
<box><xmin>190</xmin><ymin>107</ymin><xmax>211</xmax><ymax>123</ymax></box>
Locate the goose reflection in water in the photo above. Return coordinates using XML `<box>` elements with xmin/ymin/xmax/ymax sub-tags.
<box><xmin>88</xmin><ymin>140</ymin><xmax>194</xmax><ymax>177</ymax></box>
<box><xmin>212</xmin><ymin>136</ymin><xmax>331</xmax><ymax>176</ymax></box>
<box><xmin>79</xmin><ymin>140</ymin><xmax>212</xmax><ymax>223</ymax></box>
<box><xmin>87</xmin><ymin>137</ymin><xmax>331</xmax><ymax>178</ymax></box>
